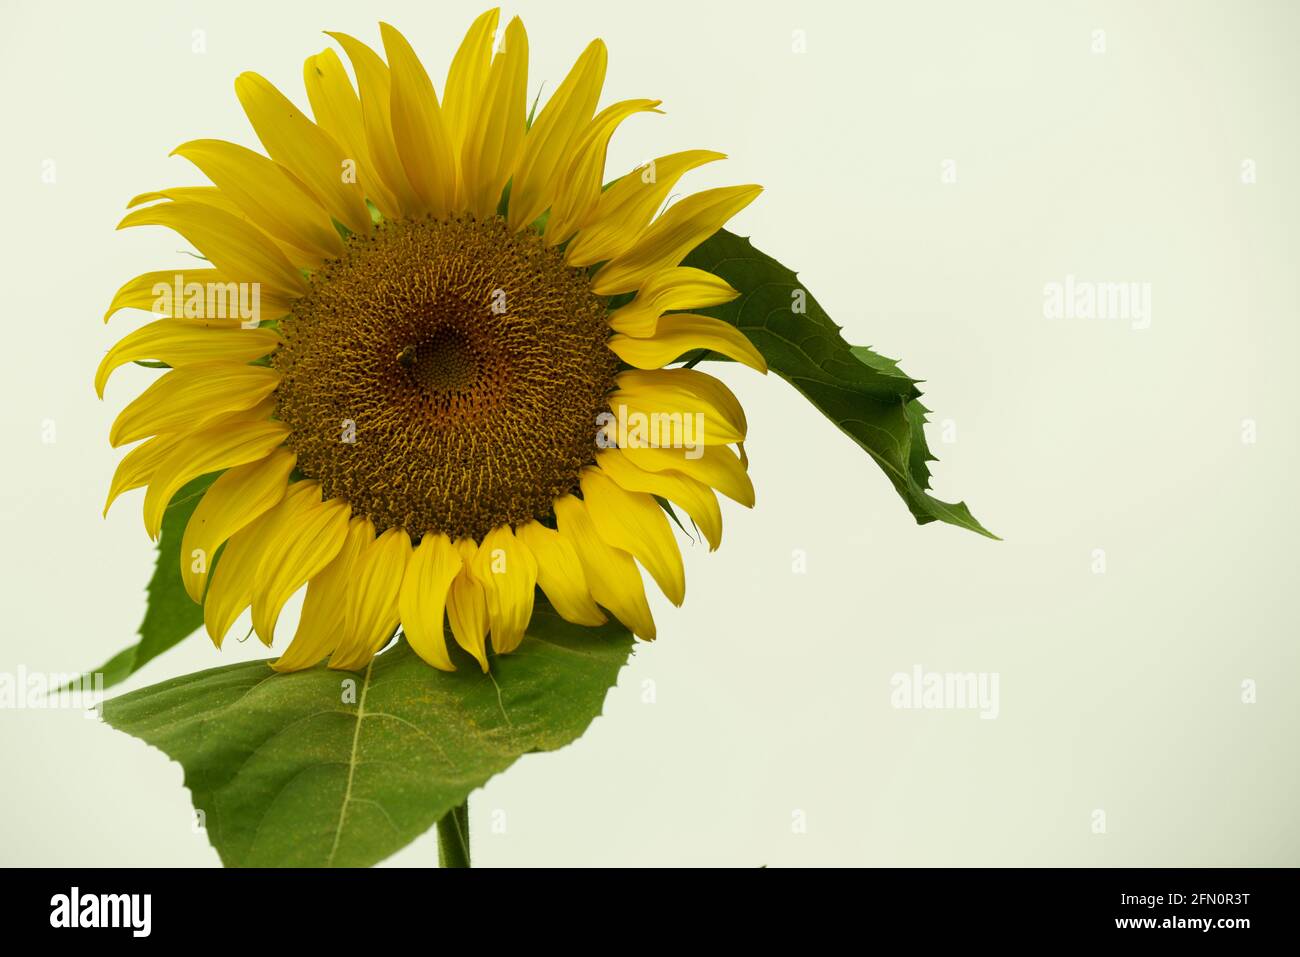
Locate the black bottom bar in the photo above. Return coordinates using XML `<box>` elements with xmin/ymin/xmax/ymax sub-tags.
<box><xmin>7</xmin><ymin>867</ymin><xmax>1292</xmax><ymax>941</ymax></box>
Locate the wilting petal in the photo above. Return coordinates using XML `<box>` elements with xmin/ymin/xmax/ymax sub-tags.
<box><xmin>607</xmin><ymin>313</ymin><xmax>767</xmax><ymax>373</ymax></box>
<box><xmin>273</xmin><ymin>517</ymin><xmax>372</xmax><ymax>672</ymax></box>
<box><xmin>469</xmin><ymin>525</ymin><xmax>538</xmax><ymax>655</ymax></box>
<box><xmin>330</xmin><ymin>526</ymin><xmax>410</xmax><ymax>671</ymax></box>
<box><xmin>609</xmin><ymin>368</ymin><xmax>747</xmax><ymax>447</ymax></box>
<box><xmin>595</xmin><ymin>448</ymin><xmax>723</xmax><ymax>551</ymax></box>
<box><xmin>446</xmin><ymin>539</ymin><xmax>490</xmax><ymax>671</ymax></box>
<box><xmin>250</xmin><ymin>496</ymin><xmax>353</xmax><ymax>645</ymax></box>
<box><xmin>398</xmin><ymin>532</ymin><xmax>463</xmax><ymax>671</ymax></box>
<box><xmin>621</xmin><ymin>443</ymin><xmax>755</xmax><ymax>507</ymax></box>
<box><xmin>606</xmin><ymin>267</ymin><xmax>739</xmax><ymax>336</ymax></box>
<box><xmin>180</xmin><ymin>448</ymin><xmax>296</xmax><ymax>601</ymax></box>
<box><xmin>515</xmin><ymin>521</ymin><xmax>606</xmax><ymax>626</ymax></box>
<box><xmin>580</xmin><ymin>468</ymin><xmax>684</xmax><ymax>606</ymax></box>
<box><xmin>203</xmin><ymin>481</ymin><xmax>320</xmax><ymax>647</ymax></box>
<box><xmin>553</xmin><ymin>494</ymin><xmax>656</xmax><ymax>640</ymax></box>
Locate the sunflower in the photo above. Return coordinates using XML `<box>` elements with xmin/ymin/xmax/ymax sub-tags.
<box><xmin>98</xmin><ymin>9</ymin><xmax>765</xmax><ymax>674</ymax></box>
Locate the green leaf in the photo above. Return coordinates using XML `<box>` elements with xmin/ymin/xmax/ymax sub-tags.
<box><xmin>85</xmin><ymin>474</ymin><xmax>217</xmax><ymax>689</ymax></box>
<box><xmin>101</xmin><ymin>605</ymin><xmax>634</xmax><ymax>867</ymax></box>
<box><xmin>681</xmin><ymin>229</ymin><xmax>995</xmax><ymax>538</ymax></box>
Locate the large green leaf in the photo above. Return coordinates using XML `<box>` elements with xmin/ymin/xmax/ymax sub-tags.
<box><xmin>101</xmin><ymin>605</ymin><xmax>634</xmax><ymax>867</ymax></box>
<box><xmin>681</xmin><ymin>229</ymin><xmax>995</xmax><ymax>538</ymax></box>
<box><xmin>86</xmin><ymin>474</ymin><xmax>217</xmax><ymax>689</ymax></box>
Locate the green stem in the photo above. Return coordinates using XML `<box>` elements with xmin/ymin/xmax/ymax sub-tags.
<box><xmin>437</xmin><ymin>799</ymin><xmax>471</xmax><ymax>868</ymax></box>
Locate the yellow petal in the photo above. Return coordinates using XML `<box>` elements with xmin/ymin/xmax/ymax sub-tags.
<box><xmin>128</xmin><ymin>186</ymin><xmax>245</xmax><ymax>217</ymax></box>
<box><xmin>249</xmin><ymin>496</ymin><xmax>352</xmax><ymax>645</ymax></box>
<box><xmin>609</xmin><ymin>367</ymin><xmax>747</xmax><ymax>446</ymax></box>
<box><xmin>397</xmin><ymin>532</ymin><xmax>463</xmax><ymax>671</ymax></box>
<box><xmin>326</xmin><ymin>32</ymin><xmax>423</xmax><ymax>217</ymax></box>
<box><xmin>626</xmin><ymin>367</ymin><xmax>747</xmax><ymax>433</ymax></box>
<box><xmin>606</xmin><ymin>266</ymin><xmax>740</xmax><ymax>336</ymax></box>
<box><xmin>117</xmin><ymin>201</ymin><xmax>306</xmax><ymax>297</ymax></box>
<box><xmin>105</xmin><ymin>269</ymin><xmax>292</xmax><ymax>324</ymax></box>
<box><xmin>205</xmin><ymin>481</ymin><xmax>322</xmax><ymax>647</ymax></box>
<box><xmin>109</xmin><ymin>361</ymin><xmax>280</xmax><ymax>447</ymax></box>
<box><xmin>202</xmin><ymin>525</ymin><xmax>277</xmax><ymax>648</ymax></box>
<box><xmin>180</xmin><ymin>448</ymin><xmax>296</xmax><ymax>602</ymax></box>
<box><xmin>103</xmin><ymin>399</ymin><xmax>273</xmax><ymax>517</ymax></box>
<box><xmin>507</xmin><ymin>39</ymin><xmax>606</xmax><ymax>231</ymax></box>
<box><xmin>172</xmin><ymin>139</ymin><xmax>344</xmax><ymax>261</ymax></box>
<box><xmin>546</xmin><ymin>99</ymin><xmax>662</xmax><ymax>245</ymax></box>
<box><xmin>234</xmin><ymin>72</ymin><xmax>372</xmax><ymax>235</ymax></box>
<box><xmin>579</xmin><ymin>468</ymin><xmax>684</xmax><ymax>606</ymax></box>
<box><xmin>379</xmin><ymin>22</ymin><xmax>458</xmax><ymax>217</ymax></box>
<box><xmin>592</xmin><ymin>185</ymin><xmax>763</xmax><ymax>296</ymax></box>
<box><xmin>103</xmin><ymin>432</ymin><xmax>184</xmax><ymax>517</ymax></box>
<box><xmin>607</xmin><ymin>313</ymin><xmax>767</xmax><ymax>373</ymax></box>
<box><xmin>203</xmin><ymin>481</ymin><xmax>320</xmax><ymax>647</ymax></box>
<box><xmin>621</xmin><ymin>443</ymin><xmax>755</xmax><ymax>508</ymax></box>
<box><xmin>274</xmin><ymin>517</ymin><xmax>372</xmax><ymax>672</ymax></box>
<box><xmin>329</xmin><ymin>526</ymin><xmax>409</xmax><ymax>671</ymax></box>
<box><xmin>515</xmin><ymin>521</ymin><xmax>606</xmax><ymax>626</ymax></box>
<box><xmin>96</xmin><ymin>320</ymin><xmax>280</xmax><ymax>398</ymax></box>
<box><xmin>127</xmin><ymin>187</ymin><xmax>325</xmax><ymax>267</ymax></box>
<box><xmin>442</xmin><ymin>8</ymin><xmax>500</xmax><ymax>159</ymax></box>
<box><xmin>553</xmin><ymin>494</ymin><xmax>656</xmax><ymax>640</ymax></box>
<box><xmin>595</xmin><ymin>448</ymin><xmax>723</xmax><ymax>551</ymax></box>
<box><xmin>447</xmin><ymin>539</ymin><xmax>490</xmax><ymax>672</ymax></box>
<box><xmin>469</xmin><ymin>525</ymin><xmax>538</xmax><ymax>655</ymax></box>
<box><xmin>460</xmin><ymin>17</ymin><xmax>528</xmax><ymax>219</ymax></box>
<box><xmin>566</xmin><ymin>150</ymin><xmax>726</xmax><ymax>266</ymax></box>
<box><xmin>142</xmin><ymin>417</ymin><xmax>289</xmax><ymax>540</ymax></box>
<box><xmin>304</xmin><ymin>48</ymin><xmax>402</xmax><ymax>218</ymax></box>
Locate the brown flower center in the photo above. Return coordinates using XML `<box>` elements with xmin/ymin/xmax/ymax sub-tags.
<box><xmin>273</xmin><ymin>215</ymin><xmax>616</xmax><ymax>541</ymax></box>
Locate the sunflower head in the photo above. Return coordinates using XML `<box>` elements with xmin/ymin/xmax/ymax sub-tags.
<box><xmin>99</xmin><ymin>9</ymin><xmax>766</xmax><ymax>675</ymax></box>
